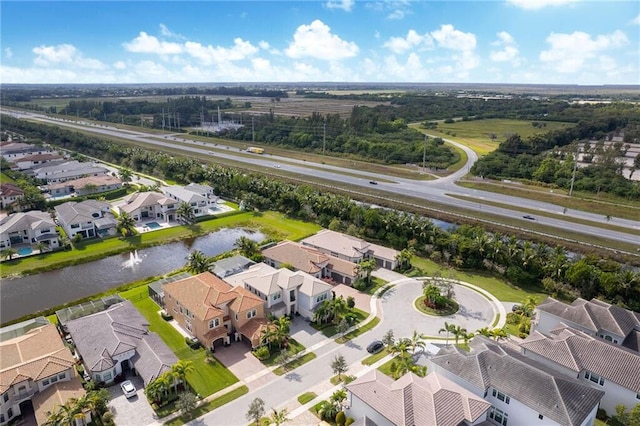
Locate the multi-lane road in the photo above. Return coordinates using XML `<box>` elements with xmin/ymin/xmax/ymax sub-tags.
<box><xmin>2</xmin><ymin>109</ymin><xmax>639</xmax><ymax>250</ymax></box>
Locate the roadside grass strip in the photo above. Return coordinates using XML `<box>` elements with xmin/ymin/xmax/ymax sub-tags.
<box><xmin>336</xmin><ymin>317</ymin><xmax>381</xmax><ymax>344</ymax></box>
<box><xmin>164</xmin><ymin>386</ymin><xmax>249</xmax><ymax>426</ymax></box>
<box><xmin>274</xmin><ymin>352</ymin><xmax>317</xmax><ymax>376</ymax></box>
<box><xmin>361</xmin><ymin>348</ymin><xmax>391</xmax><ymax>366</ymax></box>
<box><xmin>298</xmin><ymin>392</ymin><xmax>317</xmax><ymax>405</ymax></box>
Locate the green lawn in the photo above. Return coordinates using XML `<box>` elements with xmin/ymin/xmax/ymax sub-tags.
<box><xmin>274</xmin><ymin>352</ymin><xmax>317</xmax><ymax>375</ymax></box>
<box><xmin>361</xmin><ymin>277</ymin><xmax>389</xmax><ymax>295</ymax></box>
<box><xmin>164</xmin><ymin>385</ymin><xmax>249</xmax><ymax>426</ymax></box>
<box><xmin>361</xmin><ymin>347</ymin><xmax>390</xmax><ymax>366</ymax></box>
<box><xmin>0</xmin><ymin>172</ymin><xmax>16</xmax><ymax>184</ymax></box>
<box><xmin>261</xmin><ymin>339</ymin><xmax>306</xmax><ymax>367</ymax></box>
<box><xmin>298</xmin><ymin>392</ymin><xmax>317</xmax><ymax>405</ymax></box>
<box><xmin>0</xmin><ymin>211</ymin><xmax>321</xmax><ymax>278</ymax></box>
<box><xmin>312</xmin><ymin>308</ymin><xmax>369</xmax><ymax>337</ymax></box>
<box><xmin>376</xmin><ymin>356</ymin><xmax>400</xmax><ymax>378</ymax></box>
<box><xmin>121</xmin><ymin>286</ymin><xmax>238</xmax><ymax>397</ymax></box>
<box><xmin>336</xmin><ymin>316</ymin><xmax>380</xmax><ymax>344</ymax></box>
<box><xmin>409</xmin><ymin>256</ymin><xmax>546</xmax><ymax>303</ymax></box>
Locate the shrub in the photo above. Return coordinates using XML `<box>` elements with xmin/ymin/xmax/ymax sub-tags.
<box><xmin>345</xmin><ymin>418</ymin><xmax>355</xmax><ymax>426</ymax></box>
<box><xmin>185</xmin><ymin>337</ymin><xmax>201</xmax><ymax>349</ymax></box>
<box><xmin>506</xmin><ymin>312</ymin><xmax>521</xmax><ymax>325</ymax></box>
<box><xmin>336</xmin><ymin>411</ymin><xmax>346</xmax><ymax>425</ymax></box>
<box><xmin>254</xmin><ymin>346</ymin><xmax>270</xmax><ymax>361</ymax></box>
<box><xmin>597</xmin><ymin>408</ymin><xmax>607</xmax><ymax>420</ymax></box>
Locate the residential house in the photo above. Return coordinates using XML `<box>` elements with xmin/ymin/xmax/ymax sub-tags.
<box><xmin>54</xmin><ymin>200</ymin><xmax>117</xmax><ymax>239</ymax></box>
<box><xmin>533</xmin><ymin>297</ymin><xmax>640</xmax><ymax>350</ymax></box>
<box><xmin>301</xmin><ymin>229</ymin><xmax>399</xmax><ymax>270</ymax></box>
<box><xmin>262</xmin><ymin>240</ymin><xmax>358</xmax><ymax>285</ymax></box>
<box><xmin>0</xmin><ymin>143</ymin><xmax>53</xmax><ymax>162</ymax></box>
<box><xmin>31</xmin><ymin>161</ymin><xmax>109</xmax><ymax>184</ymax></box>
<box><xmin>162</xmin><ymin>184</ymin><xmax>218</xmax><ymax>218</ymax></box>
<box><xmin>46</xmin><ymin>175</ymin><xmax>122</xmax><ymax>198</ymax></box>
<box><xmin>0</xmin><ymin>323</ymin><xmax>87</xmax><ymax>426</ymax></box>
<box><xmin>115</xmin><ymin>191</ymin><xmax>177</xmax><ymax>224</ymax></box>
<box><xmin>227</xmin><ymin>264</ymin><xmax>333</xmax><ymax>319</ymax></box>
<box><xmin>521</xmin><ymin>325</ymin><xmax>640</xmax><ymax>414</ymax></box>
<box><xmin>210</xmin><ymin>255</ymin><xmax>255</xmax><ymax>279</ymax></box>
<box><xmin>0</xmin><ymin>184</ymin><xmax>24</xmax><ymax>211</ymax></box>
<box><xmin>345</xmin><ymin>370</ymin><xmax>491</xmax><ymax>426</ymax></box>
<box><xmin>163</xmin><ymin>272</ymin><xmax>267</xmax><ymax>349</ymax></box>
<box><xmin>14</xmin><ymin>153</ymin><xmax>63</xmax><ymax>171</ymax></box>
<box><xmin>31</xmin><ymin>377</ymin><xmax>89</xmax><ymax>426</ymax></box>
<box><xmin>65</xmin><ymin>301</ymin><xmax>177</xmax><ymax>386</ymax></box>
<box><xmin>0</xmin><ymin>211</ymin><xmax>59</xmax><ymax>250</ymax></box>
<box><xmin>429</xmin><ymin>336</ymin><xmax>604</xmax><ymax>426</ymax></box>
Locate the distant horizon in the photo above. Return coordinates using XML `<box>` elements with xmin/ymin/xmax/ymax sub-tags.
<box><xmin>1</xmin><ymin>1</ymin><xmax>639</xmax><ymax>85</ymax></box>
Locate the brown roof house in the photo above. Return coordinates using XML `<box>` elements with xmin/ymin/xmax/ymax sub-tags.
<box><xmin>114</xmin><ymin>191</ymin><xmax>178</xmax><ymax>224</ymax></box>
<box><xmin>163</xmin><ymin>272</ymin><xmax>267</xmax><ymax>350</ymax></box>
<box><xmin>0</xmin><ymin>183</ymin><xmax>24</xmax><ymax>211</ymax></box>
<box><xmin>345</xmin><ymin>370</ymin><xmax>491</xmax><ymax>426</ymax></box>
<box><xmin>521</xmin><ymin>324</ymin><xmax>640</xmax><ymax>415</ymax></box>
<box><xmin>301</xmin><ymin>229</ymin><xmax>399</xmax><ymax>270</ymax></box>
<box><xmin>262</xmin><ymin>240</ymin><xmax>358</xmax><ymax>285</ymax></box>
<box><xmin>0</xmin><ymin>323</ymin><xmax>88</xmax><ymax>426</ymax></box>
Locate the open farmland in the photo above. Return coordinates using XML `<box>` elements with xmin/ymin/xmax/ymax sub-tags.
<box><xmin>427</xmin><ymin>118</ymin><xmax>575</xmax><ymax>155</ymax></box>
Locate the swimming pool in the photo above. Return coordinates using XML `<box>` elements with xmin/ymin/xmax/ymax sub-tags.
<box><xmin>146</xmin><ymin>222</ymin><xmax>162</xmax><ymax>230</ymax></box>
<box><xmin>17</xmin><ymin>247</ymin><xmax>33</xmax><ymax>256</ymax></box>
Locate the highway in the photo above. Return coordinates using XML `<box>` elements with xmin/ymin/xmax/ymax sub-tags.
<box><xmin>2</xmin><ymin>109</ymin><xmax>639</xmax><ymax>250</ymax></box>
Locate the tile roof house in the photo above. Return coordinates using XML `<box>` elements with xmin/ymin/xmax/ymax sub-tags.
<box><xmin>14</xmin><ymin>153</ymin><xmax>64</xmax><ymax>171</ymax></box>
<box><xmin>345</xmin><ymin>370</ymin><xmax>491</xmax><ymax>426</ymax></box>
<box><xmin>301</xmin><ymin>229</ymin><xmax>399</xmax><ymax>270</ymax></box>
<box><xmin>0</xmin><ymin>210</ymin><xmax>60</xmax><ymax>251</ymax></box>
<box><xmin>31</xmin><ymin>161</ymin><xmax>109</xmax><ymax>184</ymax></box>
<box><xmin>115</xmin><ymin>191</ymin><xmax>178</xmax><ymax>224</ymax></box>
<box><xmin>46</xmin><ymin>174</ymin><xmax>122</xmax><ymax>198</ymax></box>
<box><xmin>0</xmin><ymin>183</ymin><xmax>24</xmax><ymax>211</ymax></box>
<box><xmin>533</xmin><ymin>297</ymin><xmax>640</xmax><ymax>349</ymax></box>
<box><xmin>0</xmin><ymin>323</ymin><xmax>81</xmax><ymax>426</ymax></box>
<box><xmin>54</xmin><ymin>200</ymin><xmax>117</xmax><ymax>239</ymax></box>
<box><xmin>0</xmin><ymin>143</ymin><xmax>53</xmax><ymax>161</ymax></box>
<box><xmin>163</xmin><ymin>272</ymin><xmax>267</xmax><ymax>349</ymax></box>
<box><xmin>262</xmin><ymin>240</ymin><xmax>358</xmax><ymax>285</ymax></box>
<box><xmin>31</xmin><ymin>376</ymin><xmax>89</xmax><ymax>426</ymax></box>
<box><xmin>65</xmin><ymin>301</ymin><xmax>177</xmax><ymax>386</ymax></box>
<box><xmin>521</xmin><ymin>325</ymin><xmax>640</xmax><ymax>414</ymax></box>
<box><xmin>227</xmin><ymin>264</ymin><xmax>333</xmax><ymax>320</ymax></box>
<box><xmin>161</xmin><ymin>184</ymin><xmax>218</xmax><ymax>218</ymax></box>
<box><xmin>430</xmin><ymin>336</ymin><xmax>604</xmax><ymax>426</ymax></box>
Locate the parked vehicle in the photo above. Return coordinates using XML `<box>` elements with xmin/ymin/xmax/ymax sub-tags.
<box><xmin>121</xmin><ymin>380</ymin><xmax>137</xmax><ymax>398</ymax></box>
<box><xmin>367</xmin><ymin>340</ymin><xmax>384</xmax><ymax>354</ymax></box>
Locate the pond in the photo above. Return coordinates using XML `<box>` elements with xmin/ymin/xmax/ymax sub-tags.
<box><xmin>0</xmin><ymin>228</ymin><xmax>264</xmax><ymax>323</ymax></box>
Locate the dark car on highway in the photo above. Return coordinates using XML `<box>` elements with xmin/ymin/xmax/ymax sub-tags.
<box><xmin>367</xmin><ymin>340</ymin><xmax>384</xmax><ymax>354</ymax></box>
<box><xmin>369</xmin><ymin>180</ymin><xmax>378</xmax><ymax>185</ymax></box>
<box><xmin>523</xmin><ymin>215</ymin><xmax>536</xmax><ymax>220</ymax></box>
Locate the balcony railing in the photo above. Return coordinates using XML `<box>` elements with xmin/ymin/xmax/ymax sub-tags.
<box><xmin>14</xmin><ymin>389</ymin><xmax>36</xmax><ymax>401</ymax></box>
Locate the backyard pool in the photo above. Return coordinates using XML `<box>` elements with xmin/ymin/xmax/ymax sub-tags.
<box><xmin>146</xmin><ymin>222</ymin><xmax>162</xmax><ymax>229</ymax></box>
<box><xmin>17</xmin><ymin>247</ymin><xmax>33</xmax><ymax>256</ymax></box>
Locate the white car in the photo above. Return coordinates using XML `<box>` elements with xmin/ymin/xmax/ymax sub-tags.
<box><xmin>121</xmin><ymin>380</ymin><xmax>137</xmax><ymax>398</ymax></box>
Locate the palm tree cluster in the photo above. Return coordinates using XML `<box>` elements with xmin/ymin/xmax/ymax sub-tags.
<box><xmin>234</xmin><ymin>236</ymin><xmax>262</xmax><ymax>262</ymax></box>
<box><xmin>313</xmin><ymin>295</ymin><xmax>355</xmax><ymax>326</ymax></box>
<box><xmin>387</xmin><ymin>330</ymin><xmax>428</xmax><ymax>380</ymax></box>
<box><xmin>116</xmin><ymin>211</ymin><xmax>136</xmax><ymax>237</ymax></box>
<box><xmin>177</xmin><ymin>202</ymin><xmax>196</xmax><ymax>224</ymax></box>
<box><xmin>439</xmin><ymin>322</ymin><xmax>474</xmax><ymax>346</ymax></box>
<box><xmin>317</xmin><ymin>389</ymin><xmax>347</xmax><ymax>423</ymax></box>
<box><xmin>260</xmin><ymin>316</ymin><xmax>291</xmax><ymax>350</ymax></box>
<box><xmin>45</xmin><ymin>388</ymin><xmax>111</xmax><ymax>426</ymax></box>
<box><xmin>394</xmin><ymin>247</ymin><xmax>415</xmax><ymax>272</ymax></box>
<box><xmin>423</xmin><ymin>284</ymin><xmax>452</xmax><ymax>310</ymax></box>
<box><xmin>353</xmin><ymin>258</ymin><xmax>377</xmax><ymax>290</ymax></box>
<box><xmin>186</xmin><ymin>250</ymin><xmax>211</xmax><ymax>274</ymax></box>
<box><xmin>144</xmin><ymin>360</ymin><xmax>194</xmax><ymax>407</ymax></box>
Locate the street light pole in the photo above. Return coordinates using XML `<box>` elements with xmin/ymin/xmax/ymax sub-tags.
<box><xmin>422</xmin><ymin>134</ymin><xmax>427</xmax><ymax>172</ymax></box>
<box><xmin>569</xmin><ymin>144</ymin><xmax>580</xmax><ymax>196</ymax></box>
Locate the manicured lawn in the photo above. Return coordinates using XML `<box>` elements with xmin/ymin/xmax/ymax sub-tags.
<box><xmin>121</xmin><ymin>287</ymin><xmax>238</xmax><ymax>397</ymax></box>
<box><xmin>312</xmin><ymin>308</ymin><xmax>369</xmax><ymax>337</ymax></box>
<box><xmin>164</xmin><ymin>385</ymin><xmax>249</xmax><ymax>426</ymax></box>
<box><xmin>361</xmin><ymin>277</ymin><xmax>389</xmax><ymax>295</ymax></box>
<box><xmin>361</xmin><ymin>347</ymin><xmax>390</xmax><ymax>366</ymax></box>
<box><xmin>0</xmin><ymin>211</ymin><xmax>321</xmax><ymax>278</ymax></box>
<box><xmin>336</xmin><ymin>316</ymin><xmax>380</xmax><ymax>344</ymax></box>
<box><xmin>274</xmin><ymin>352</ymin><xmax>317</xmax><ymax>375</ymax></box>
<box><xmin>409</xmin><ymin>257</ymin><xmax>546</xmax><ymax>303</ymax></box>
<box><xmin>298</xmin><ymin>392</ymin><xmax>317</xmax><ymax>405</ymax></box>
<box><xmin>260</xmin><ymin>339</ymin><xmax>306</xmax><ymax>367</ymax></box>
<box><xmin>414</xmin><ymin>296</ymin><xmax>459</xmax><ymax>316</ymax></box>
<box><xmin>0</xmin><ymin>172</ymin><xmax>16</xmax><ymax>184</ymax></box>
<box><xmin>377</xmin><ymin>356</ymin><xmax>400</xmax><ymax>378</ymax></box>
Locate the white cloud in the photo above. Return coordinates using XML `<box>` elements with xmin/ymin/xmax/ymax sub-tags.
<box><xmin>490</xmin><ymin>31</ymin><xmax>521</xmax><ymax>65</ymax></box>
<box><xmin>506</xmin><ymin>0</ymin><xmax>579</xmax><ymax>10</ymax></box>
<box><xmin>540</xmin><ymin>30</ymin><xmax>629</xmax><ymax>73</ymax></box>
<box><xmin>387</xmin><ymin>9</ymin><xmax>405</xmax><ymax>20</ymax></box>
<box><xmin>258</xmin><ymin>40</ymin><xmax>280</xmax><ymax>55</ymax></box>
<box><xmin>4</xmin><ymin>48</ymin><xmax>12</xmax><ymax>59</ymax></box>
<box><xmin>159</xmin><ymin>24</ymin><xmax>185</xmax><ymax>40</ymax></box>
<box><xmin>32</xmin><ymin>43</ymin><xmax>105</xmax><ymax>70</ymax></box>
<box><xmin>383</xmin><ymin>30</ymin><xmax>433</xmax><ymax>54</ymax></box>
<box><xmin>183</xmin><ymin>38</ymin><xmax>258</xmax><ymax>65</ymax></box>
<box><xmin>366</xmin><ymin>1</ymin><xmax>412</xmax><ymax>20</ymax></box>
<box><xmin>325</xmin><ymin>0</ymin><xmax>355</xmax><ymax>12</ymax></box>
<box><xmin>122</xmin><ymin>32</ymin><xmax>183</xmax><ymax>55</ymax></box>
<box><xmin>633</xmin><ymin>13</ymin><xmax>640</xmax><ymax>24</ymax></box>
<box><xmin>113</xmin><ymin>61</ymin><xmax>127</xmax><ymax>70</ymax></box>
<box><xmin>430</xmin><ymin>24</ymin><xmax>476</xmax><ymax>51</ymax></box>
<box><xmin>285</xmin><ymin>20</ymin><xmax>359</xmax><ymax>60</ymax></box>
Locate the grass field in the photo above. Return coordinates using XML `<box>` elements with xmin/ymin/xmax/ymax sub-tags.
<box><xmin>0</xmin><ymin>173</ymin><xmax>16</xmax><ymax>184</ymax></box>
<box><xmin>419</xmin><ymin>119</ymin><xmax>574</xmax><ymax>155</ymax></box>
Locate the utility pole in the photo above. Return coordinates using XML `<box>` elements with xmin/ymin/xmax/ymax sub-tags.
<box><xmin>569</xmin><ymin>144</ymin><xmax>580</xmax><ymax>196</ymax></box>
<box><xmin>422</xmin><ymin>134</ymin><xmax>427</xmax><ymax>172</ymax></box>
<box><xmin>252</xmin><ymin>116</ymin><xmax>255</xmax><ymax>143</ymax></box>
<box><xmin>323</xmin><ymin>119</ymin><xmax>327</xmax><ymax>154</ymax></box>
<box><xmin>162</xmin><ymin>109</ymin><xmax>165</xmax><ymax>131</ymax></box>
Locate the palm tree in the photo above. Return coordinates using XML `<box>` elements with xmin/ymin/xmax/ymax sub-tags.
<box><xmin>273</xmin><ymin>316</ymin><xmax>291</xmax><ymax>349</ymax></box>
<box><xmin>475</xmin><ymin>327</ymin><xmax>492</xmax><ymax>338</ymax></box>
<box><xmin>36</xmin><ymin>242</ymin><xmax>48</xmax><ymax>254</ymax></box>
<box><xmin>117</xmin><ymin>211</ymin><xmax>136</xmax><ymax>237</ymax></box>
<box><xmin>439</xmin><ymin>322</ymin><xmax>455</xmax><ymax>346</ymax></box>
<box><xmin>491</xmin><ymin>328</ymin><xmax>508</xmax><ymax>341</ymax></box>
<box><xmin>1</xmin><ymin>248</ymin><xmax>18</xmax><ymax>260</ymax></box>
<box><xmin>462</xmin><ymin>331</ymin><xmax>475</xmax><ymax>344</ymax></box>
<box><xmin>451</xmin><ymin>325</ymin><xmax>466</xmax><ymax>345</ymax></box>
<box><xmin>260</xmin><ymin>323</ymin><xmax>277</xmax><ymax>349</ymax></box>
<box><xmin>187</xmin><ymin>250</ymin><xmax>211</xmax><ymax>274</ymax></box>
<box><xmin>170</xmin><ymin>360</ymin><xmax>194</xmax><ymax>391</ymax></box>
<box><xmin>355</xmin><ymin>258</ymin><xmax>377</xmax><ymax>285</ymax></box>
<box><xmin>119</xmin><ymin>168</ymin><xmax>133</xmax><ymax>184</ymax></box>
<box><xmin>177</xmin><ymin>201</ymin><xmax>196</xmax><ymax>224</ymax></box>
<box><xmin>520</xmin><ymin>296</ymin><xmax>538</xmax><ymax>318</ymax></box>
<box><xmin>270</xmin><ymin>407</ymin><xmax>289</xmax><ymax>425</ymax></box>
<box><xmin>390</xmin><ymin>338</ymin><xmax>411</xmax><ymax>360</ymax></box>
<box><xmin>235</xmin><ymin>236</ymin><xmax>260</xmax><ymax>258</ymax></box>
<box><xmin>408</xmin><ymin>330</ymin><xmax>426</xmax><ymax>355</ymax></box>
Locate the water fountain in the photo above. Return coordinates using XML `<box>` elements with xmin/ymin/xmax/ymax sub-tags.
<box><xmin>124</xmin><ymin>250</ymin><xmax>142</xmax><ymax>268</ymax></box>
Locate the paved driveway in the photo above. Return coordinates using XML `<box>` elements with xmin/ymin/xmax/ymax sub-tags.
<box><xmin>107</xmin><ymin>376</ymin><xmax>158</xmax><ymax>426</ymax></box>
<box><xmin>332</xmin><ymin>284</ymin><xmax>372</xmax><ymax>313</ymax></box>
<box><xmin>289</xmin><ymin>315</ymin><xmax>327</xmax><ymax>349</ymax></box>
<box><xmin>212</xmin><ymin>341</ymin><xmax>272</xmax><ymax>383</ymax></box>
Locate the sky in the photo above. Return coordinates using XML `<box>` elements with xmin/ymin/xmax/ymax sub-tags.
<box><xmin>1</xmin><ymin>0</ymin><xmax>639</xmax><ymax>85</ymax></box>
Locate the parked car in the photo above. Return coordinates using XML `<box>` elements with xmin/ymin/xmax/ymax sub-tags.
<box><xmin>512</xmin><ymin>304</ymin><xmax>521</xmax><ymax>312</ymax></box>
<box><xmin>121</xmin><ymin>380</ymin><xmax>137</xmax><ymax>399</ymax></box>
<box><xmin>367</xmin><ymin>340</ymin><xmax>384</xmax><ymax>354</ymax></box>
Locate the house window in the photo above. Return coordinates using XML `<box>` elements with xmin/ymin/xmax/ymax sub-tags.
<box><xmin>584</xmin><ymin>371</ymin><xmax>605</xmax><ymax>386</ymax></box>
<box><xmin>539</xmin><ymin>414</ymin><xmax>544</xmax><ymax>420</ymax></box>
<box><xmin>209</xmin><ymin>318</ymin><xmax>219</xmax><ymax>329</ymax></box>
<box><xmin>247</xmin><ymin>309</ymin><xmax>257</xmax><ymax>319</ymax></box>
<box><xmin>489</xmin><ymin>407</ymin><xmax>508</xmax><ymax>426</ymax></box>
<box><xmin>0</xmin><ymin>414</ymin><xmax>5</xmax><ymax>423</ymax></box>
<box><xmin>636</xmin><ymin>393</ymin><xmax>640</xmax><ymax>400</ymax></box>
<box><xmin>71</xmin><ymin>224</ymin><xmax>80</xmax><ymax>229</ymax></box>
<box><xmin>273</xmin><ymin>293</ymin><xmax>281</xmax><ymax>301</ymax></box>
<box><xmin>492</xmin><ymin>389</ymin><xmax>510</xmax><ymax>404</ymax></box>
<box><xmin>7</xmin><ymin>408</ymin><xmax>13</xmax><ymax>419</ymax></box>
<box><xmin>3</xmin><ymin>392</ymin><xmax>8</xmax><ymax>402</ymax></box>
<box><xmin>50</xmin><ymin>376</ymin><xmax>58</xmax><ymax>383</ymax></box>
<box><xmin>103</xmin><ymin>372</ymin><xmax>112</xmax><ymax>381</ymax></box>
<box><xmin>604</xmin><ymin>335</ymin><xmax>613</xmax><ymax>342</ymax></box>
<box><xmin>95</xmin><ymin>374</ymin><xmax>101</xmax><ymax>382</ymax></box>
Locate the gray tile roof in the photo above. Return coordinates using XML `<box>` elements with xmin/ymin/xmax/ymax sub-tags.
<box><xmin>431</xmin><ymin>336</ymin><xmax>604</xmax><ymax>426</ymax></box>
<box><xmin>54</xmin><ymin>200</ymin><xmax>111</xmax><ymax>225</ymax></box>
<box><xmin>211</xmin><ymin>255</ymin><xmax>255</xmax><ymax>278</ymax></box>
<box><xmin>347</xmin><ymin>370</ymin><xmax>491</xmax><ymax>426</ymax></box>
<box><xmin>521</xmin><ymin>326</ymin><xmax>640</xmax><ymax>393</ymax></box>
<box><xmin>0</xmin><ymin>210</ymin><xmax>55</xmax><ymax>234</ymax></box>
<box><xmin>537</xmin><ymin>297</ymin><xmax>640</xmax><ymax>338</ymax></box>
<box><xmin>66</xmin><ymin>301</ymin><xmax>176</xmax><ymax>383</ymax></box>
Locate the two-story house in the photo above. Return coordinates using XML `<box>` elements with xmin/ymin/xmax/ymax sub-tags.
<box><xmin>262</xmin><ymin>240</ymin><xmax>358</xmax><ymax>285</ymax></box>
<box><xmin>301</xmin><ymin>229</ymin><xmax>399</xmax><ymax>270</ymax></box>
<box><xmin>65</xmin><ymin>301</ymin><xmax>177</xmax><ymax>386</ymax></box>
<box><xmin>533</xmin><ymin>297</ymin><xmax>640</xmax><ymax>350</ymax></box>
<box><xmin>162</xmin><ymin>184</ymin><xmax>219</xmax><ymax>218</ymax></box>
<box><xmin>47</xmin><ymin>175</ymin><xmax>122</xmax><ymax>198</ymax></box>
<box><xmin>345</xmin><ymin>370</ymin><xmax>491</xmax><ymax>426</ymax></box>
<box><xmin>0</xmin><ymin>211</ymin><xmax>59</xmax><ymax>251</ymax></box>
<box><xmin>0</xmin><ymin>184</ymin><xmax>24</xmax><ymax>211</ymax></box>
<box><xmin>0</xmin><ymin>323</ymin><xmax>88</xmax><ymax>426</ymax></box>
<box><xmin>14</xmin><ymin>153</ymin><xmax>64</xmax><ymax>171</ymax></box>
<box><xmin>429</xmin><ymin>336</ymin><xmax>604</xmax><ymax>426</ymax></box>
<box><xmin>163</xmin><ymin>272</ymin><xmax>267</xmax><ymax>349</ymax></box>
<box><xmin>521</xmin><ymin>325</ymin><xmax>640</xmax><ymax>414</ymax></box>
<box><xmin>54</xmin><ymin>200</ymin><xmax>117</xmax><ymax>239</ymax></box>
<box><xmin>115</xmin><ymin>191</ymin><xmax>177</xmax><ymax>224</ymax></box>
<box><xmin>0</xmin><ymin>143</ymin><xmax>53</xmax><ymax>162</ymax></box>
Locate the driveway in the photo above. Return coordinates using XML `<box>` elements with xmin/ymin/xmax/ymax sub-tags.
<box><xmin>107</xmin><ymin>375</ymin><xmax>158</xmax><ymax>426</ymax></box>
<box><xmin>332</xmin><ymin>284</ymin><xmax>372</xmax><ymax>314</ymax></box>
<box><xmin>289</xmin><ymin>315</ymin><xmax>328</xmax><ymax>349</ymax></box>
<box><xmin>212</xmin><ymin>341</ymin><xmax>273</xmax><ymax>384</ymax></box>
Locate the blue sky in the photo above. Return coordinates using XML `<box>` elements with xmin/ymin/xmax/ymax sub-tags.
<box><xmin>1</xmin><ymin>1</ymin><xmax>639</xmax><ymax>85</ymax></box>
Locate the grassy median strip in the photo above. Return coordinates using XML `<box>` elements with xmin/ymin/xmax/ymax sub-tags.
<box><xmin>336</xmin><ymin>317</ymin><xmax>381</xmax><ymax>344</ymax></box>
<box><xmin>361</xmin><ymin>348</ymin><xmax>390</xmax><ymax>366</ymax></box>
<box><xmin>297</xmin><ymin>392</ymin><xmax>317</xmax><ymax>405</ymax></box>
<box><xmin>274</xmin><ymin>352</ymin><xmax>317</xmax><ymax>376</ymax></box>
<box><xmin>164</xmin><ymin>385</ymin><xmax>249</xmax><ymax>426</ymax></box>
